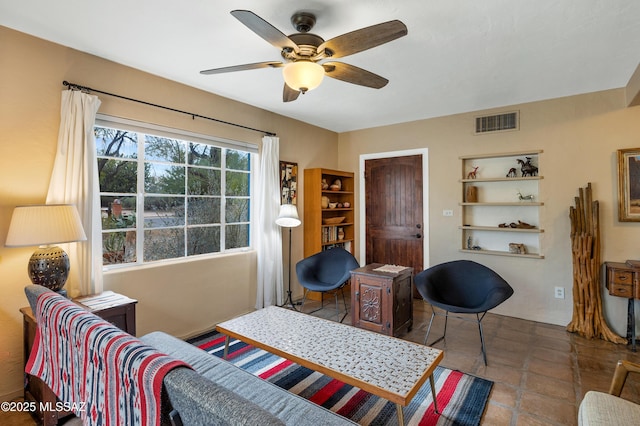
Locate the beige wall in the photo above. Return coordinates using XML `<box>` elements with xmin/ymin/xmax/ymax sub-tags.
<box><xmin>0</xmin><ymin>26</ymin><xmax>338</xmax><ymax>400</ymax></box>
<box><xmin>338</xmin><ymin>90</ymin><xmax>640</xmax><ymax>333</ymax></box>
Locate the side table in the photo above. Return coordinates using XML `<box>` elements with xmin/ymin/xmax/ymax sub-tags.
<box><xmin>604</xmin><ymin>261</ymin><xmax>640</xmax><ymax>352</ymax></box>
<box><xmin>350</xmin><ymin>263</ymin><xmax>413</xmax><ymax>337</ymax></box>
<box><xmin>20</xmin><ymin>292</ymin><xmax>137</xmax><ymax>426</ymax></box>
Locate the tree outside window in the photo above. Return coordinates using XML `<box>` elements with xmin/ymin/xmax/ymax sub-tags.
<box><xmin>95</xmin><ymin>126</ymin><xmax>251</xmax><ymax>266</ymax></box>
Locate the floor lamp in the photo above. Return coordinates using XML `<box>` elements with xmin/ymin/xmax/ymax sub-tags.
<box><xmin>276</xmin><ymin>203</ymin><xmax>301</xmax><ymax>310</ymax></box>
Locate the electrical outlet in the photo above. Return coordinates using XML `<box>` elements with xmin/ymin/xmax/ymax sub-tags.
<box><xmin>443</xmin><ymin>210</ymin><xmax>453</xmax><ymax>217</ymax></box>
<box><xmin>554</xmin><ymin>287</ymin><xmax>565</xmax><ymax>299</ymax></box>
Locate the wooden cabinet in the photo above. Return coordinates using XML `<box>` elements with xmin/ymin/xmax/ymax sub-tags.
<box><xmin>21</xmin><ymin>295</ymin><xmax>137</xmax><ymax>426</ymax></box>
<box><xmin>604</xmin><ymin>261</ymin><xmax>640</xmax><ymax>351</ymax></box>
<box><xmin>350</xmin><ymin>264</ymin><xmax>413</xmax><ymax>337</ymax></box>
<box><xmin>303</xmin><ymin>168</ymin><xmax>355</xmax><ymax>256</ymax></box>
<box><xmin>460</xmin><ymin>150</ymin><xmax>544</xmax><ymax>258</ymax></box>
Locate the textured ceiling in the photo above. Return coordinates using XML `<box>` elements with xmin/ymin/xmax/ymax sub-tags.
<box><xmin>1</xmin><ymin>0</ymin><xmax>640</xmax><ymax>132</ymax></box>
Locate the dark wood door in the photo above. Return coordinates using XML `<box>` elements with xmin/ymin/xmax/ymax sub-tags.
<box><xmin>365</xmin><ymin>155</ymin><xmax>424</xmax><ymax>277</ymax></box>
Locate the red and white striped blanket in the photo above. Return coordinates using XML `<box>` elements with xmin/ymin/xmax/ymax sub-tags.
<box><xmin>26</xmin><ymin>291</ymin><xmax>189</xmax><ymax>426</ymax></box>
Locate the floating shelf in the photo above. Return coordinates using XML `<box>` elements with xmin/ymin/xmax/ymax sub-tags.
<box><xmin>459</xmin><ymin>248</ymin><xmax>545</xmax><ymax>259</ymax></box>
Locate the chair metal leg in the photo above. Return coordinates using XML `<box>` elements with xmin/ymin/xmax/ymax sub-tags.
<box><xmin>477</xmin><ymin>312</ymin><xmax>488</xmax><ymax>366</ymax></box>
<box><xmin>424</xmin><ymin>305</ymin><xmax>447</xmax><ymax>347</ymax></box>
<box><xmin>302</xmin><ymin>287</ymin><xmax>348</xmax><ymax>322</ymax></box>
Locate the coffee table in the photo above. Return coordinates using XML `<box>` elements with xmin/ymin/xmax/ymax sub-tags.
<box><xmin>216</xmin><ymin>306</ymin><xmax>443</xmax><ymax>425</ymax></box>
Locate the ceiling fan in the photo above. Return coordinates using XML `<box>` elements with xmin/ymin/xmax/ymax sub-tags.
<box><xmin>200</xmin><ymin>10</ymin><xmax>408</xmax><ymax>102</ymax></box>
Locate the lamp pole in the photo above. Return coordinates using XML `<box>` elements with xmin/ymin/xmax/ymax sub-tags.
<box><xmin>275</xmin><ymin>203</ymin><xmax>301</xmax><ymax>310</ymax></box>
<box><xmin>282</xmin><ymin>226</ymin><xmax>297</xmax><ymax>310</ymax></box>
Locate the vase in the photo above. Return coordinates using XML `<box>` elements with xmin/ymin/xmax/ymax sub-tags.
<box><xmin>337</xmin><ymin>228</ymin><xmax>345</xmax><ymax>240</ymax></box>
<box><xmin>321</xmin><ymin>196</ymin><xmax>330</xmax><ymax>209</ymax></box>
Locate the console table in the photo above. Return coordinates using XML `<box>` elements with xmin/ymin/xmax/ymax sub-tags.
<box><xmin>604</xmin><ymin>261</ymin><xmax>640</xmax><ymax>352</ymax></box>
<box><xmin>350</xmin><ymin>263</ymin><xmax>413</xmax><ymax>337</ymax></box>
<box><xmin>21</xmin><ymin>292</ymin><xmax>137</xmax><ymax>426</ymax></box>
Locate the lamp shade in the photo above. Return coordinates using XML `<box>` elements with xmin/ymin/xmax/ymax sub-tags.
<box><xmin>275</xmin><ymin>204</ymin><xmax>301</xmax><ymax>228</ymax></box>
<box><xmin>282</xmin><ymin>61</ymin><xmax>325</xmax><ymax>93</ymax></box>
<box><xmin>6</xmin><ymin>204</ymin><xmax>87</xmax><ymax>247</ymax></box>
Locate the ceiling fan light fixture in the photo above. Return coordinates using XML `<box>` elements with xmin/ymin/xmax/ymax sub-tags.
<box><xmin>283</xmin><ymin>61</ymin><xmax>324</xmax><ymax>93</ymax></box>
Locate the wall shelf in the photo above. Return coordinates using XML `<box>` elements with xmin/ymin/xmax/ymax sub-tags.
<box><xmin>461</xmin><ymin>150</ymin><xmax>543</xmax><ymax>258</ymax></box>
<box><xmin>459</xmin><ymin>248</ymin><xmax>545</xmax><ymax>259</ymax></box>
<box><xmin>460</xmin><ymin>225</ymin><xmax>544</xmax><ymax>233</ymax></box>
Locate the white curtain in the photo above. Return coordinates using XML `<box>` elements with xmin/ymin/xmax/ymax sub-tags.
<box><xmin>46</xmin><ymin>90</ymin><xmax>102</xmax><ymax>297</ymax></box>
<box><xmin>255</xmin><ymin>136</ymin><xmax>284</xmax><ymax>308</ymax></box>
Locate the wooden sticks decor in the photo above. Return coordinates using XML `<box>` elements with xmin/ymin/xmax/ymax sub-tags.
<box><xmin>567</xmin><ymin>183</ymin><xmax>625</xmax><ymax>343</ymax></box>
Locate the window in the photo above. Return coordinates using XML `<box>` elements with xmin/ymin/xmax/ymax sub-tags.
<box><xmin>95</xmin><ymin>119</ymin><xmax>254</xmax><ymax>267</ymax></box>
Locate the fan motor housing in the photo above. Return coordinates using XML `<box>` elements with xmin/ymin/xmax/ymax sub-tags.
<box><xmin>291</xmin><ymin>12</ymin><xmax>316</xmax><ymax>33</ymax></box>
<box><xmin>283</xmin><ymin>33</ymin><xmax>325</xmax><ymax>60</ymax></box>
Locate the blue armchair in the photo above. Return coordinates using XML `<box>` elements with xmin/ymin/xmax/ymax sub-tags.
<box><xmin>414</xmin><ymin>260</ymin><xmax>514</xmax><ymax>365</ymax></box>
<box><xmin>296</xmin><ymin>248</ymin><xmax>359</xmax><ymax>322</ymax></box>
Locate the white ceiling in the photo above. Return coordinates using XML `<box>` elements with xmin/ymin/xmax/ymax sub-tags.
<box><xmin>2</xmin><ymin>0</ymin><xmax>640</xmax><ymax>133</ymax></box>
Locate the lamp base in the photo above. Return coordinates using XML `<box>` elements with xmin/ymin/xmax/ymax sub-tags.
<box><xmin>28</xmin><ymin>246</ymin><xmax>70</xmax><ymax>292</ymax></box>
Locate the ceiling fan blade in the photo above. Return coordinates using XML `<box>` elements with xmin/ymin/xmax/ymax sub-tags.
<box><xmin>322</xmin><ymin>62</ymin><xmax>388</xmax><ymax>89</ymax></box>
<box><xmin>318</xmin><ymin>20</ymin><xmax>407</xmax><ymax>59</ymax></box>
<box><xmin>200</xmin><ymin>61</ymin><xmax>283</xmax><ymax>75</ymax></box>
<box><xmin>283</xmin><ymin>84</ymin><xmax>300</xmax><ymax>102</ymax></box>
<box><xmin>231</xmin><ymin>10</ymin><xmax>299</xmax><ymax>53</ymax></box>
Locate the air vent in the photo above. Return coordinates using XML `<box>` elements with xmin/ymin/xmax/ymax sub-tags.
<box><xmin>475</xmin><ymin>111</ymin><xmax>519</xmax><ymax>134</ymax></box>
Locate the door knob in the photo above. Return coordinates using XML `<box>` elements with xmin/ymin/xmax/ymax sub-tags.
<box><xmin>415</xmin><ymin>234</ymin><xmax>422</xmax><ymax>239</ymax></box>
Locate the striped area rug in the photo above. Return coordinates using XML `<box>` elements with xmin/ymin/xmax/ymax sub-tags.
<box><xmin>188</xmin><ymin>331</ymin><xmax>492</xmax><ymax>426</ymax></box>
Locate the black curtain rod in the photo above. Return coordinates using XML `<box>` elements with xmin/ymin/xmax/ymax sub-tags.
<box><xmin>62</xmin><ymin>80</ymin><xmax>276</xmax><ymax>137</ymax></box>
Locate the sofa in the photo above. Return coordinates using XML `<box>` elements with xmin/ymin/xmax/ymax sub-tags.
<box><xmin>578</xmin><ymin>359</ymin><xmax>640</xmax><ymax>425</ymax></box>
<box><xmin>25</xmin><ymin>285</ymin><xmax>355</xmax><ymax>426</ymax></box>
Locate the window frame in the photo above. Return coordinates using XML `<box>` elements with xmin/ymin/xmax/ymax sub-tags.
<box><xmin>95</xmin><ymin>115</ymin><xmax>257</xmax><ymax>270</ymax></box>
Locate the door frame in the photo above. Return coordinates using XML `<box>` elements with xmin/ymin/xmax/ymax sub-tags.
<box><xmin>358</xmin><ymin>148</ymin><xmax>430</xmax><ymax>269</ymax></box>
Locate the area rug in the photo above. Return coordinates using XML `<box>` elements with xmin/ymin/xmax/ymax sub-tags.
<box><xmin>188</xmin><ymin>331</ymin><xmax>493</xmax><ymax>426</ymax></box>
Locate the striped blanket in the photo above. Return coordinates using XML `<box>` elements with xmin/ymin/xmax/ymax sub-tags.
<box><xmin>26</xmin><ymin>291</ymin><xmax>188</xmax><ymax>426</ymax></box>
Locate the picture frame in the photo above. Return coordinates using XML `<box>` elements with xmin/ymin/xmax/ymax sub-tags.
<box><xmin>617</xmin><ymin>148</ymin><xmax>640</xmax><ymax>222</ymax></box>
<box><xmin>280</xmin><ymin>161</ymin><xmax>298</xmax><ymax>205</ymax></box>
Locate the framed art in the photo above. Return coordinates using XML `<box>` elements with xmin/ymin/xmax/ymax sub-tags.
<box><xmin>617</xmin><ymin>148</ymin><xmax>640</xmax><ymax>222</ymax></box>
<box><xmin>280</xmin><ymin>161</ymin><xmax>298</xmax><ymax>204</ymax></box>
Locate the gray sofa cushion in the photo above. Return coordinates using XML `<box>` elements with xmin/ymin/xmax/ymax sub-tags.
<box><xmin>25</xmin><ymin>284</ymin><xmax>52</xmax><ymax>311</ymax></box>
<box><xmin>141</xmin><ymin>332</ymin><xmax>356</xmax><ymax>426</ymax></box>
<box><xmin>578</xmin><ymin>390</ymin><xmax>640</xmax><ymax>425</ymax></box>
<box><xmin>163</xmin><ymin>367</ymin><xmax>284</xmax><ymax>426</ymax></box>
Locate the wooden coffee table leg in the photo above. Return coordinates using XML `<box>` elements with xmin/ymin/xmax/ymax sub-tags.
<box><xmin>430</xmin><ymin>374</ymin><xmax>440</xmax><ymax>414</ymax></box>
<box><xmin>223</xmin><ymin>336</ymin><xmax>230</xmax><ymax>360</ymax></box>
<box><xmin>395</xmin><ymin>403</ymin><xmax>404</xmax><ymax>425</ymax></box>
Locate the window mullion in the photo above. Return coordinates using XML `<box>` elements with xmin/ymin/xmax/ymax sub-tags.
<box><xmin>136</xmin><ymin>133</ymin><xmax>145</xmax><ymax>263</ymax></box>
<box><xmin>220</xmin><ymin>149</ymin><xmax>226</xmax><ymax>250</ymax></box>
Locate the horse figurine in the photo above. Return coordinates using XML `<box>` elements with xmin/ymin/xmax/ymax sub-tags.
<box><xmin>467</xmin><ymin>166</ymin><xmax>479</xmax><ymax>179</ymax></box>
<box><xmin>516</xmin><ymin>157</ymin><xmax>538</xmax><ymax>177</ymax></box>
<box><xmin>517</xmin><ymin>191</ymin><xmax>535</xmax><ymax>202</ymax></box>
<box><xmin>506</xmin><ymin>168</ymin><xmax>517</xmax><ymax>178</ymax></box>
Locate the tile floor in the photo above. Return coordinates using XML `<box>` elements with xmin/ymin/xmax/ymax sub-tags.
<box><xmin>4</xmin><ymin>298</ymin><xmax>639</xmax><ymax>426</ymax></box>
<box><xmin>300</xmin><ymin>296</ymin><xmax>640</xmax><ymax>425</ymax></box>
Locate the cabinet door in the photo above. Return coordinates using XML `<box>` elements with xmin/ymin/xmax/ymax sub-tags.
<box><xmin>353</xmin><ymin>276</ymin><xmax>387</xmax><ymax>334</ymax></box>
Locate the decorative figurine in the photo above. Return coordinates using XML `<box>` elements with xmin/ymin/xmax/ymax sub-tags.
<box><xmin>509</xmin><ymin>243</ymin><xmax>527</xmax><ymax>254</ymax></box>
<box><xmin>506</xmin><ymin>167</ymin><xmax>517</xmax><ymax>178</ymax></box>
<box><xmin>467</xmin><ymin>166</ymin><xmax>479</xmax><ymax>179</ymax></box>
<box><xmin>321</xmin><ymin>179</ymin><xmax>329</xmax><ymax>190</ymax></box>
<box><xmin>517</xmin><ymin>191</ymin><xmax>535</xmax><ymax>202</ymax></box>
<box><xmin>516</xmin><ymin>157</ymin><xmax>538</xmax><ymax>177</ymax></box>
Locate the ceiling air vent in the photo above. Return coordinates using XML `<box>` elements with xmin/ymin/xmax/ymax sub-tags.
<box><xmin>475</xmin><ymin>111</ymin><xmax>519</xmax><ymax>134</ymax></box>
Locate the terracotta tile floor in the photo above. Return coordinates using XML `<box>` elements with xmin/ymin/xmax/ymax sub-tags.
<box><xmin>303</xmin><ymin>296</ymin><xmax>640</xmax><ymax>425</ymax></box>
<box><xmin>4</xmin><ymin>298</ymin><xmax>640</xmax><ymax>426</ymax></box>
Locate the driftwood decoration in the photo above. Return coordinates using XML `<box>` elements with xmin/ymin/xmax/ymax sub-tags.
<box><xmin>566</xmin><ymin>183</ymin><xmax>626</xmax><ymax>343</ymax></box>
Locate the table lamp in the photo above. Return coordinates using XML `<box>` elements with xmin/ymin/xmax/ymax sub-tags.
<box><xmin>276</xmin><ymin>203</ymin><xmax>301</xmax><ymax>310</ymax></box>
<box><xmin>5</xmin><ymin>204</ymin><xmax>87</xmax><ymax>294</ymax></box>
